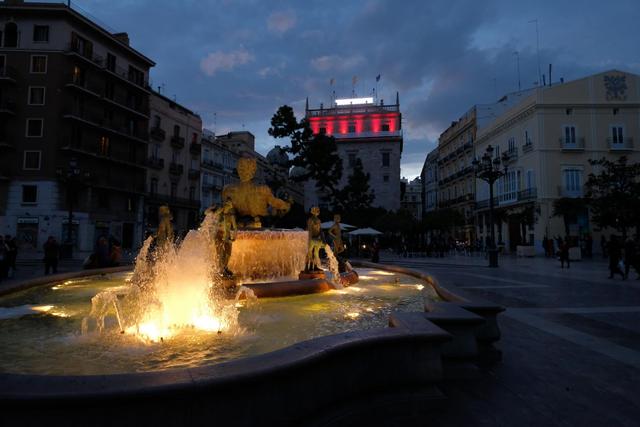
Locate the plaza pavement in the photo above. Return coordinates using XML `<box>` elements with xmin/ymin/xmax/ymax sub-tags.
<box><xmin>375</xmin><ymin>252</ymin><xmax>640</xmax><ymax>426</ymax></box>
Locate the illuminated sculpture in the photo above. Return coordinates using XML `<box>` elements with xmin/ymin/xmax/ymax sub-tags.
<box><xmin>206</xmin><ymin>199</ymin><xmax>237</xmax><ymax>278</ymax></box>
<box><xmin>156</xmin><ymin>205</ymin><xmax>174</xmax><ymax>247</ymax></box>
<box><xmin>222</xmin><ymin>156</ymin><xmax>292</xmax><ymax>228</ymax></box>
<box><xmin>327</xmin><ymin>214</ymin><xmax>345</xmax><ymax>255</ymax></box>
<box><xmin>305</xmin><ymin>206</ymin><xmax>324</xmax><ymax>272</ymax></box>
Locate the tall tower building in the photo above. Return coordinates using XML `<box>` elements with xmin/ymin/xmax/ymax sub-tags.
<box><xmin>305</xmin><ymin>94</ymin><xmax>402</xmax><ymax>212</ymax></box>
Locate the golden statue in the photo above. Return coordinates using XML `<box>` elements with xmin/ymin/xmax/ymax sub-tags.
<box><xmin>156</xmin><ymin>205</ymin><xmax>173</xmax><ymax>247</ymax></box>
<box><xmin>205</xmin><ymin>198</ymin><xmax>237</xmax><ymax>278</ymax></box>
<box><xmin>306</xmin><ymin>206</ymin><xmax>324</xmax><ymax>271</ymax></box>
<box><xmin>222</xmin><ymin>156</ymin><xmax>291</xmax><ymax>228</ymax></box>
<box><xmin>328</xmin><ymin>214</ymin><xmax>345</xmax><ymax>255</ymax></box>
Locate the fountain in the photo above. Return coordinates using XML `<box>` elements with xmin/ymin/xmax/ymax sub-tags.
<box><xmin>0</xmin><ymin>154</ymin><xmax>505</xmax><ymax>426</ymax></box>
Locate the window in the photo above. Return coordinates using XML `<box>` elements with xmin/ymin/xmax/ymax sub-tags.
<box><xmin>524</xmin><ymin>130</ymin><xmax>531</xmax><ymax>145</ymax></box>
<box><xmin>153</xmin><ymin>115</ymin><xmax>161</xmax><ymax>128</ymax></box>
<box><xmin>30</xmin><ymin>55</ymin><xmax>47</xmax><ymax>73</ymax></box>
<box><xmin>382</xmin><ymin>152</ymin><xmax>390</xmax><ymax>167</ymax></box>
<box><xmin>28</xmin><ymin>87</ymin><xmax>45</xmax><ymax>105</ymax></box>
<box><xmin>563</xmin><ymin>125</ymin><xmax>576</xmax><ymax>144</ymax></box>
<box><xmin>104</xmin><ymin>80</ymin><xmax>114</xmax><ymax>99</ymax></box>
<box><xmin>22</xmin><ymin>185</ymin><xmax>37</xmax><ymax>204</ymax></box>
<box><xmin>319</xmin><ymin>127</ymin><xmax>326</xmax><ymax>134</ymax></box>
<box><xmin>563</xmin><ymin>168</ymin><xmax>583</xmax><ymax>197</ymax></box>
<box><xmin>348</xmin><ymin>124</ymin><xmax>356</xmax><ymax>133</ymax></box>
<box><xmin>170</xmin><ymin>182</ymin><xmax>177</xmax><ymax>198</ymax></box>
<box><xmin>611</xmin><ymin>126</ymin><xmax>624</xmax><ymax>144</ymax></box>
<box><xmin>383</xmin><ymin>175</ymin><xmax>389</xmax><ymax>183</ymax></box>
<box><xmin>508</xmin><ymin>137</ymin><xmax>516</xmax><ymax>152</ymax></box>
<box><xmin>172</xmin><ymin>150</ymin><xmax>180</xmax><ymax>163</ymax></box>
<box><xmin>106</xmin><ymin>53</ymin><xmax>116</xmax><ymax>72</ymax></box>
<box><xmin>150</xmin><ymin>178</ymin><xmax>158</xmax><ymax>194</ymax></box>
<box><xmin>381</xmin><ymin>123</ymin><xmax>390</xmax><ymax>132</ymax></box>
<box><xmin>23</xmin><ymin>151</ymin><xmax>41</xmax><ymax>170</ymax></box>
<box><xmin>151</xmin><ymin>144</ymin><xmax>160</xmax><ymax>158</ymax></box>
<box><xmin>565</xmin><ymin>108</ymin><xmax>573</xmax><ymax>115</ymax></box>
<box><xmin>33</xmin><ymin>25</ymin><xmax>49</xmax><ymax>42</ymax></box>
<box><xmin>526</xmin><ymin>170</ymin><xmax>535</xmax><ymax>189</ymax></box>
<box><xmin>26</xmin><ymin>119</ymin><xmax>43</xmax><ymax>137</ymax></box>
<box><xmin>192</xmin><ymin>133</ymin><xmax>198</xmax><ymax>144</ymax></box>
<box><xmin>348</xmin><ymin>153</ymin><xmax>357</xmax><ymax>168</ymax></box>
<box><xmin>173</xmin><ymin>124</ymin><xmax>180</xmax><ymax>136</ymax></box>
<box><xmin>128</xmin><ymin>65</ymin><xmax>144</xmax><ymax>86</ymax></box>
<box><xmin>98</xmin><ymin>136</ymin><xmax>110</xmax><ymax>155</ymax></box>
<box><xmin>4</xmin><ymin>22</ymin><xmax>18</xmax><ymax>47</ymax></box>
<box><xmin>189</xmin><ymin>186</ymin><xmax>196</xmax><ymax>201</ymax></box>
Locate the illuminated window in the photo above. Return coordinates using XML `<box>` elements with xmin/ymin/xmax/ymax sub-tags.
<box><xmin>98</xmin><ymin>136</ymin><xmax>110</xmax><ymax>155</ymax></box>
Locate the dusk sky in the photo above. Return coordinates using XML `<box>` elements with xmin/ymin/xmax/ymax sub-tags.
<box><xmin>63</xmin><ymin>0</ymin><xmax>640</xmax><ymax>179</ymax></box>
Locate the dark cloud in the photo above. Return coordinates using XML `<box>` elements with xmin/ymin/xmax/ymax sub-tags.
<box><xmin>64</xmin><ymin>0</ymin><xmax>639</xmax><ymax>178</ymax></box>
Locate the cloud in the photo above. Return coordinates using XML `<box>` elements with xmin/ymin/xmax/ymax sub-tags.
<box><xmin>310</xmin><ymin>55</ymin><xmax>365</xmax><ymax>72</ymax></box>
<box><xmin>200</xmin><ymin>48</ymin><xmax>254</xmax><ymax>76</ymax></box>
<box><xmin>267</xmin><ymin>10</ymin><xmax>297</xmax><ymax>34</ymax></box>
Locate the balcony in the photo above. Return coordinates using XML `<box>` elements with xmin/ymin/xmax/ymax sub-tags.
<box><xmin>103</xmin><ymin>62</ymin><xmax>150</xmax><ymax>92</ymax></box>
<box><xmin>188</xmin><ymin>169</ymin><xmax>201</xmax><ymax>180</ymax></box>
<box><xmin>65</xmin><ymin>43</ymin><xmax>104</xmax><ymax>68</ymax></box>
<box><xmin>558</xmin><ymin>185</ymin><xmax>583</xmax><ymax>198</ymax></box>
<box><xmin>169</xmin><ymin>162</ymin><xmax>184</xmax><ymax>176</ymax></box>
<box><xmin>65</xmin><ymin>75</ymin><xmax>103</xmax><ymax>97</ymax></box>
<box><xmin>0</xmin><ymin>99</ymin><xmax>16</xmax><ymax>115</ymax></box>
<box><xmin>522</xmin><ymin>141</ymin><xmax>533</xmax><ymax>153</ymax></box>
<box><xmin>102</xmin><ymin>94</ymin><xmax>150</xmax><ymax>118</ymax></box>
<box><xmin>190</xmin><ymin>142</ymin><xmax>202</xmax><ymax>155</ymax></box>
<box><xmin>559</xmin><ymin>137</ymin><xmax>585</xmax><ymax>151</ymax></box>
<box><xmin>0</xmin><ymin>65</ymin><xmax>17</xmax><ymax>83</ymax></box>
<box><xmin>607</xmin><ymin>137</ymin><xmax>633</xmax><ymax>151</ymax></box>
<box><xmin>146</xmin><ymin>157</ymin><xmax>164</xmax><ymax>170</ymax></box>
<box><xmin>150</xmin><ymin>126</ymin><xmax>166</xmax><ymax>142</ymax></box>
<box><xmin>201</xmin><ymin>159</ymin><xmax>223</xmax><ymax>170</ymax></box>
<box><xmin>502</xmin><ymin>147</ymin><xmax>518</xmax><ymax>163</ymax></box>
<box><xmin>170</xmin><ymin>135</ymin><xmax>185</xmax><ymax>149</ymax></box>
<box><xmin>517</xmin><ymin>187</ymin><xmax>537</xmax><ymax>201</ymax></box>
<box><xmin>62</xmin><ymin>107</ymin><xmax>149</xmax><ymax>143</ymax></box>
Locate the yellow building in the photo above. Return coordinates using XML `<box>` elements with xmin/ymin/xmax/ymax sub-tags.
<box><xmin>474</xmin><ymin>70</ymin><xmax>640</xmax><ymax>254</ymax></box>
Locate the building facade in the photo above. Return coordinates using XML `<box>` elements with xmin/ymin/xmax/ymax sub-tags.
<box><xmin>145</xmin><ymin>91</ymin><xmax>202</xmax><ymax>237</ymax></box>
<box><xmin>474</xmin><ymin>69</ymin><xmax>640</xmax><ymax>254</ymax></box>
<box><xmin>305</xmin><ymin>95</ymin><xmax>403</xmax><ymax>212</ymax></box>
<box><xmin>436</xmin><ymin>107</ymin><xmax>476</xmax><ymax>240</ymax></box>
<box><xmin>421</xmin><ymin>147</ymin><xmax>439</xmax><ymax>215</ymax></box>
<box><xmin>401</xmin><ymin>177</ymin><xmax>422</xmax><ymax>220</ymax></box>
<box><xmin>0</xmin><ymin>1</ymin><xmax>154</xmax><ymax>257</ymax></box>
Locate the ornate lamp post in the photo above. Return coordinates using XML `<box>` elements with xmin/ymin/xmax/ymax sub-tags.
<box><xmin>472</xmin><ymin>145</ymin><xmax>508</xmax><ymax>267</ymax></box>
<box><xmin>56</xmin><ymin>158</ymin><xmax>91</xmax><ymax>259</ymax></box>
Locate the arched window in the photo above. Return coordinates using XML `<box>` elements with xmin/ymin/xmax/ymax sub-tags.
<box><xmin>4</xmin><ymin>22</ymin><xmax>18</xmax><ymax>47</ymax></box>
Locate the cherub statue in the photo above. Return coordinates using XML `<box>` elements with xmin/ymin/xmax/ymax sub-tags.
<box><xmin>305</xmin><ymin>206</ymin><xmax>324</xmax><ymax>272</ymax></box>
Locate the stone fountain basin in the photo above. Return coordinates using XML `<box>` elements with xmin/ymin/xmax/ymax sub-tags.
<box><xmin>0</xmin><ymin>263</ymin><xmax>504</xmax><ymax>426</ymax></box>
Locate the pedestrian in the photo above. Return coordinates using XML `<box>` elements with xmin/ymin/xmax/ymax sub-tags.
<box><xmin>0</xmin><ymin>235</ymin><xmax>8</xmax><ymax>280</ymax></box>
<box><xmin>607</xmin><ymin>236</ymin><xmax>625</xmax><ymax>279</ymax></box>
<box><xmin>5</xmin><ymin>235</ymin><xmax>17</xmax><ymax>278</ymax></box>
<box><xmin>43</xmin><ymin>236</ymin><xmax>60</xmax><ymax>275</ymax></box>
<box><xmin>371</xmin><ymin>239</ymin><xmax>380</xmax><ymax>263</ymax></box>
<box><xmin>601</xmin><ymin>235</ymin><xmax>608</xmax><ymax>259</ymax></box>
<box><xmin>559</xmin><ymin>238</ymin><xmax>570</xmax><ymax>269</ymax></box>
<box><xmin>623</xmin><ymin>237</ymin><xmax>638</xmax><ymax>279</ymax></box>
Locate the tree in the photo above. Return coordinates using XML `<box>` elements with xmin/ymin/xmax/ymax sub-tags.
<box><xmin>334</xmin><ymin>159</ymin><xmax>375</xmax><ymax>212</ymax></box>
<box><xmin>585</xmin><ymin>156</ymin><xmax>640</xmax><ymax>239</ymax></box>
<box><xmin>552</xmin><ymin>197</ymin><xmax>587</xmax><ymax>236</ymax></box>
<box><xmin>268</xmin><ymin>105</ymin><xmax>343</xmax><ymax>203</ymax></box>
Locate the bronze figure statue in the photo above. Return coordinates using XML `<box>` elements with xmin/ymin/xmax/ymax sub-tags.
<box><xmin>305</xmin><ymin>206</ymin><xmax>324</xmax><ymax>272</ymax></box>
<box><xmin>222</xmin><ymin>156</ymin><xmax>292</xmax><ymax>228</ymax></box>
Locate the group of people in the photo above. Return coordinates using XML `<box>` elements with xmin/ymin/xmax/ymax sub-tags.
<box><xmin>0</xmin><ymin>235</ymin><xmax>18</xmax><ymax>281</ymax></box>
<box><xmin>604</xmin><ymin>235</ymin><xmax>639</xmax><ymax>280</ymax></box>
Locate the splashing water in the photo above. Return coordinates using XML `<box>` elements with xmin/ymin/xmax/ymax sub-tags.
<box><xmin>83</xmin><ymin>210</ymin><xmax>240</xmax><ymax>342</ymax></box>
<box><xmin>324</xmin><ymin>245</ymin><xmax>343</xmax><ymax>289</ymax></box>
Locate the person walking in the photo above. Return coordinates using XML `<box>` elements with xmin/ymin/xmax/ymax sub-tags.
<box><xmin>559</xmin><ymin>238</ymin><xmax>570</xmax><ymax>269</ymax></box>
<box><xmin>0</xmin><ymin>235</ymin><xmax>8</xmax><ymax>280</ymax></box>
<box><xmin>623</xmin><ymin>237</ymin><xmax>639</xmax><ymax>279</ymax></box>
<box><xmin>5</xmin><ymin>235</ymin><xmax>17</xmax><ymax>279</ymax></box>
<box><xmin>608</xmin><ymin>236</ymin><xmax>625</xmax><ymax>279</ymax></box>
<box><xmin>43</xmin><ymin>236</ymin><xmax>60</xmax><ymax>275</ymax></box>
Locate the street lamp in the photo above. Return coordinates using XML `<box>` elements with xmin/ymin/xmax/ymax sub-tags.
<box><xmin>472</xmin><ymin>145</ymin><xmax>508</xmax><ymax>267</ymax></box>
<box><xmin>56</xmin><ymin>158</ymin><xmax>91</xmax><ymax>259</ymax></box>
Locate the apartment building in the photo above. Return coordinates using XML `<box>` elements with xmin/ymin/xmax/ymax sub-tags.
<box><xmin>400</xmin><ymin>176</ymin><xmax>422</xmax><ymax>220</ymax></box>
<box><xmin>145</xmin><ymin>91</ymin><xmax>202</xmax><ymax>236</ymax></box>
<box><xmin>474</xmin><ymin>69</ymin><xmax>640</xmax><ymax>253</ymax></box>
<box><xmin>420</xmin><ymin>147</ymin><xmax>439</xmax><ymax>215</ymax></box>
<box><xmin>0</xmin><ymin>0</ymin><xmax>154</xmax><ymax>256</ymax></box>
